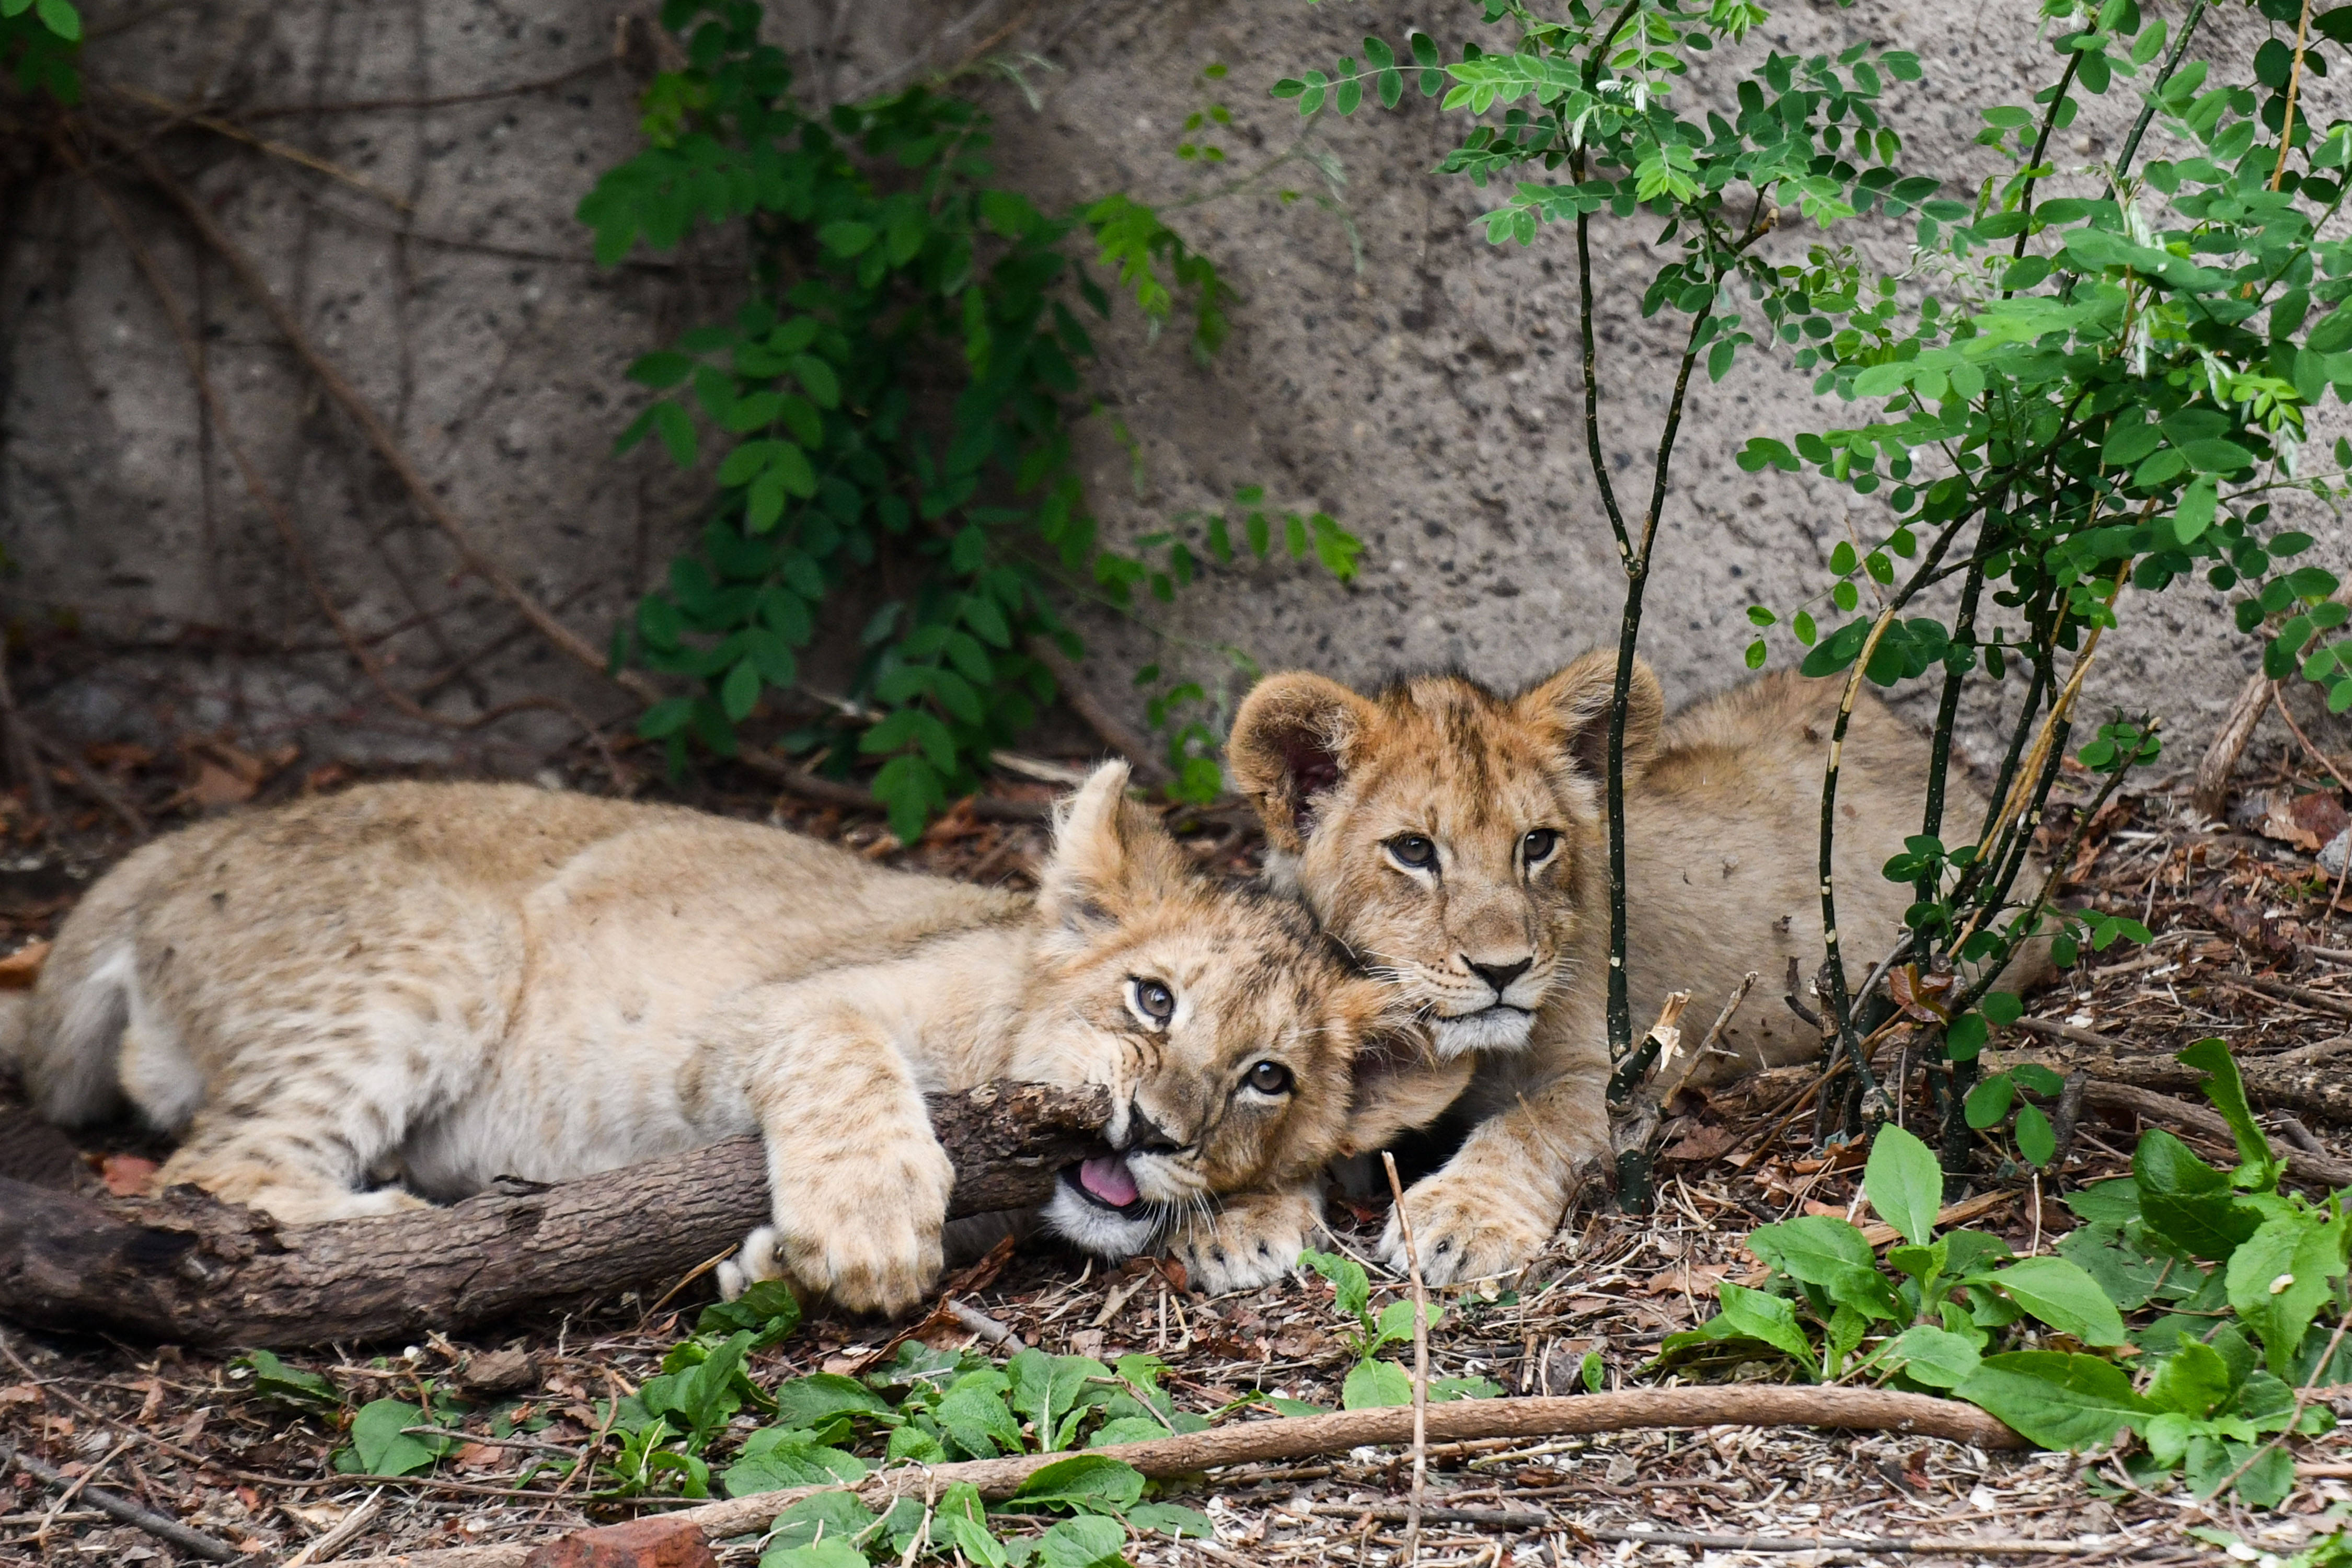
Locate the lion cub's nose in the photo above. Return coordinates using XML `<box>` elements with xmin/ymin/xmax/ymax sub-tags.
<box><xmin>1117</xmin><ymin>1104</ymin><xmax>1183</xmax><ymax>1155</ymax></box>
<box><xmin>1465</xmin><ymin>956</ymin><xmax>1532</xmax><ymax>996</ymax></box>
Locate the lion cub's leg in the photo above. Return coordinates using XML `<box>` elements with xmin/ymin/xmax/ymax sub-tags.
<box><xmin>714</xmin><ymin>994</ymin><xmax>954</xmax><ymax>1318</ymax></box>
<box><xmin>1168</xmin><ymin>1183</ymin><xmax>1323</xmax><ymax>1295</ymax></box>
<box><xmin>159</xmin><ymin>1112</ymin><xmax>430</xmax><ymax>1223</ymax></box>
<box><xmin>1383</xmin><ymin>1075</ymin><xmax>1612</xmax><ymax>1286</ymax></box>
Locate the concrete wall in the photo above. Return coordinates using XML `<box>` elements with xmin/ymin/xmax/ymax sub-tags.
<box><xmin>3</xmin><ymin>0</ymin><xmax>2342</xmax><ymax>777</ymax></box>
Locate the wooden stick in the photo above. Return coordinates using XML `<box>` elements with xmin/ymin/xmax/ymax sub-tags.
<box><xmin>0</xmin><ymin>1081</ymin><xmax>1108</xmax><ymax>1346</ymax></box>
<box><xmin>1381</xmin><ymin>1151</ymin><xmax>1428</xmax><ymax>1563</ymax></box>
<box><xmin>3</xmin><ymin>1440</ymin><xmax>240</xmax><ymax>1562</ymax></box>
<box><xmin>330</xmin><ymin>1386</ymin><xmax>2025</xmax><ymax>1568</ymax></box>
<box><xmin>2194</xmin><ymin>672</ymin><xmax>2271</xmax><ymax>818</ymax></box>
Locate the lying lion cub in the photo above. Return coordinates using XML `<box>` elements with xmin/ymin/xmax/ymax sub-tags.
<box><xmin>1229</xmin><ymin>657</ymin><xmax>2022</xmax><ymax>1286</ymax></box>
<box><xmin>4</xmin><ymin>763</ymin><xmax>1406</xmax><ymax>1314</ymax></box>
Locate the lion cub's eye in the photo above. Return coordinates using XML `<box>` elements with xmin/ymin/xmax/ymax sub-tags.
<box><xmin>1244</xmin><ymin>1060</ymin><xmax>1294</xmax><ymax>1095</ymax></box>
<box><xmin>1522</xmin><ymin>828</ymin><xmax>1560</xmax><ymax>864</ymax></box>
<box><xmin>1127</xmin><ymin>977</ymin><xmax>1177</xmax><ymax>1028</ymax></box>
<box><xmin>1385</xmin><ymin>834</ymin><xmax>1438</xmax><ymax>871</ymax></box>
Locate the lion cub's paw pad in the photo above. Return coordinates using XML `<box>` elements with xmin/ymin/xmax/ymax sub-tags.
<box><xmin>1172</xmin><ymin>1200</ymin><xmax>1316</xmax><ymax>1295</ymax></box>
<box><xmin>1383</xmin><ymin>1180</ymin><xmax>1555</xmax><ymax>1287</ymax></box>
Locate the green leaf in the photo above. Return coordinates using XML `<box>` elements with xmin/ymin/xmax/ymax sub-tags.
<box><xmin>652</xmin><ymin>401</ymin><xmax>698</xmax><ymax>467</ymax></box>
<box><xmin>720</xmin><ymin>659</ymin><xmax>762</xmax><ymax>722</ymax></box>
<box><xmin>239</xmin><ymin>1350</ymin><xmax>338</xmax><ymax>1410</ymax></box>
<box><xmin>772</xmin><ymin>1373</ymin><xmax>892</xmax><ymax>1430</ymax></box>
<box><xmin>2176</xmin><ymin>1039</ymin><xmax>2279</xmax><ymax>1189</ymax></box>
<box><xmin>628</xmin><ymin>350</ymin><xmax>695</xmax><ymax>388</ymax></box>
<box><xmin>2135</xmin><ymin>1129</ymin><xmax>2262</xmax><ymax>1261</ymax></box>
<box><xmin>1341</xmin><ymin>1359</ymin><xmax>1414</xmax><ymax>1410</ymax></box>
<box><xmin>1009</xmin><ymin>1454</ymin><xmax>1146</xmax><ymax>1513</ymax></box>
<box><xmin>1965</xmin><ymin>1073</ymin><xmax>2016</xmax><ymax>1129</ymax></box>
<box><xmin>1036</xmin><ymin>1515</ymin><xmax>1129</xmax><ymax>1568</ymax></box>
<box><xmin>2146</xmin><ymin>1338</ymin><xmax>2233</xmax><ymax>1419</ymax></box>
<box><xmin>817</xmin><ymin>220</ymin><xmax>876</xmax><ymax>257</ymax></box>
<box><xmin>724</xmin><ymin>1429</ymin><xmax>868</xmax><ymax>1495</ymax></box>
<box><xmin>2015</xmin><ymin>1103</ymin><xmax>2056</xmax><ymax>1167</ymax></box>
<box><xmin>697</xmin><ymin>1279</ymin><xmax>803</xmax><ymax>1345</ymax></box>
<box><xmin>1945</xmin><ymin>1012</ymin><xmax>1988</xmax><ymax>1061</ymax></box>
<box><xmin>1713</xmin><ymin>1281</ymin><xmax>1821</xmax><ymax>1369</ymax></box>
<box><xmin>1748</xmin><ymin>1216</ymin><xmax>1899</xmax><ymax>1318</ymax></box>
<box><xmin>935</xmin><ymin>1369</ymin><xmax>1023</xmax><ymax>1458</ymax></box>
<box><xmin>1301</xmin><ymin>1250</ymin><xmax>1372</xmax><ymax>1326</ymax></box>
<box><xmin>790</xmin><ymin>355</ymin><xmax>841</xmax><ymax>409</ymax></box>
<box><xmin>1982</xmin><ymin>1256</ymin><xmax>2127</xmax><ymax>1346</ymax></box>
<box><xmin>348</xmin><ymin>1399</ymin><xmax>444</xmax><ymax>1477</ymax></box>
<box><xmin>935</xmin><ymin>1484</ymin><xmax>1007</xmax><ymax>1567</ymax></box>
<box><xmin>2173</xmin><ymin>475</ymin><xmax>2218</xmax><ymax>544</ymax></box>
<box><xmin>32</xmin><ymin>0</ymin><xmax>77</xmax><ymax>40</ymax></box>
<box><xmin>1127</xmin><ymin>1502</ymin><xmax>1216</xmax><ymax>1538</ymax></box>
<box><xmin>2226</xmin><ymin>1210</ymin><xmax>2351</xmax><ymax>1377</ymax></box>
<box><xmin>1864</xmin><ymin>1123</ymin><xmax>1943</xmax><ymax>1246</ymax></box>
<box><xmin>1871</xmin><ymin>1325</ymin><xmax>1982</xmax><ymax>1389</ymax></box>
<box><xmin>759</xmin><ymin>1541</ymin><xmax>868</xmax><ymax>1568</ymax></box>
<box><xmin>1955</xmin><ymin>1352</ymin><xmax>2156</xmax><ymax>1449</ymax></box>
<box><xmin>1009</xmin><ymin>1351</ymin><xmax>1112</xmax><ymax>1455</ymax></box>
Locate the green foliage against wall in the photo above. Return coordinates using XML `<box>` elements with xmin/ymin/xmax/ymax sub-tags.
<box><xmin>583</xmin><ymin>2</ymin><xmax>1357</xmax><ymax>838</ymax></box>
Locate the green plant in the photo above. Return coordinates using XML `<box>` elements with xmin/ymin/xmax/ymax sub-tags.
<box><xmin>1299</xmin><ymin>1249</ymin><xmax>1502</xmax><ymax>1409</ymax></box>
<box><xmin>1670</xmin><ymin>1042</ymin><xmax>2350</xmax><ymax>1507</ymax></box>
<box><xmin>1</xmin><ymin>0</ymin><xmax>79</xmax><ymax>103</ymax></box>
<box><xmin>1282</xmin><ymin>0</ymin><xmax>2352</xmax><ymax>1185</ymax></box>
<box><xmin>1715</xmin><ymin>0</ymin><xmax>2352</xmax><ymax>1159</ymax></box>
<box><xmin>730</xmin><ymin>1343</ymin><xmax>1216</xmax><ymax>1567</ymax></box>
<box><xmin>584</xmin><ymin>1</ymin><xmax>1358</xmax><ymax>838</ymax></box>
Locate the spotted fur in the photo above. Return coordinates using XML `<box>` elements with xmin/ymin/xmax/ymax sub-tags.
<box><xmin>11</xmin><ymin>764</ymin><xmax>1401</xmax><ymax>1316</ymax></box>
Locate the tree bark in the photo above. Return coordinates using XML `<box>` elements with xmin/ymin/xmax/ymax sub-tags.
<box><xmin>0</xmin><ymin>1081</ymin><xmax>1108</xmax><ymax>1348</ymax></box>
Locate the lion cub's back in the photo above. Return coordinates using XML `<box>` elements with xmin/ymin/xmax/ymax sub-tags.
<box><xmin>1626</xmin><ymin>672</ymin><xmax>1986</xmax><ymax>1077</ymax></box>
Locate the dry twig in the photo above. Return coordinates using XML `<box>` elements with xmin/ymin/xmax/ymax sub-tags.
<box><xmin>1381</xmin><ymin>1151</ymin><xmax>1429</xmax><ymax>1563</ymax></box>
<box><xmin>3</xmin><ymin>1440</ymin><xmax>240</xmax><ymax>1562</ymax></box>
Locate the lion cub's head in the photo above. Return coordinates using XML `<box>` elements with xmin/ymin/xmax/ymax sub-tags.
<box><xmin>1013</xmin><ymin>764</ymin><xmax>1469</xmax><ymax>1258</ymax></box>
<box><xmin>1226</xmin><ymin>650</ymin><xmax>1662</xmax><ymax>1060</ymax></box>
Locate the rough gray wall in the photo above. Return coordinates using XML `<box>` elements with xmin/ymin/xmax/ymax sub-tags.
<box><xmin>3</xmin><ymin>0</ymin><xmax>2342</xmax><ymax>777</ymax></box>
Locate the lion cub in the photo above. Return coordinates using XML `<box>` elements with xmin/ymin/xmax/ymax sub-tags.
<box><xmin>1230</xmin><ymin>659</ymin><xmax>2025</xmax><ymax>1286</ymax></box>
<box><xmin>7</xmin><ymin>764</ymin><xmax>1396</xmax><ymax>1315</ymax></box>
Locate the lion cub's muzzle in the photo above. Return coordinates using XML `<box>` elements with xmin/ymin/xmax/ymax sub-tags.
<box><xmin>1421</xmin><ymin>955</ymin><xmax>1551</xmax><ymax>1057</ymax></box>
<box><xmin>1041</xmin><ymin>1100</ymin><xmax>1197</xmax><ymax>1259</ymax></box>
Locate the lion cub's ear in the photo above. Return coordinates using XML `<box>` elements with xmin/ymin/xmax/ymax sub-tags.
<box><xmin>1516</xmin><ymin>649</ymin><xmax>1666</xmax><ymax>779</ymax></box>
<box><xmin>1036</xmin><ymin>760</ymin><xmax>1195</xmax><ymax>942</ymax></box>
<box><xmin>1227</xmin><ymin>672</ymin><xmax>1380</xmax><ymax>852</ymax></box>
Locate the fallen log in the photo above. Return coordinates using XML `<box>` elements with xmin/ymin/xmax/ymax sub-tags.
<box><xmin>334</xmin><ymin>1386</ymin><xmax>2026</xmax><ymax>1568</ymax></box>
<box><xmin>0</xmin><ymin>1080</ymin><xmax>1108</xmax><ymax>1347</ymax></box>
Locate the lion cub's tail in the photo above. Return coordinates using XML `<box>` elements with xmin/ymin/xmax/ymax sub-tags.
<box><xmin>3</xmin><ymin>842</ymin><xmax>173</xmax><ymax>1122</ymax></box>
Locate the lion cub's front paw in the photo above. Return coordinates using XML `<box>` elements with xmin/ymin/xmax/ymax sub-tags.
<box><xmin>763</xmin><ymin>1136</ymin><xmax>953</xmax><ymax>1317</ymax></box>
<box><xmin>1382</xmin><ymin>1170</ymin><xmax>1557</xmax><ymax>1287</ymax></box>
<box><xmin>1170</xmin><ymin>1187</ymin><xmax>1321</xmax><ymax>1295</ymax></box>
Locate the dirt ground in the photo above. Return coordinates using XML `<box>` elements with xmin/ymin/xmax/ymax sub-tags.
<box><xmin>6</xmin><ymin>729</ymin><xmax>2352</xmax><ymax>1566</ymax></box>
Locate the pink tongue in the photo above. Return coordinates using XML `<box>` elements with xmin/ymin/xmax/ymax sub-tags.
<box><xmin>1079</xmin><ymin>1156</ymin><xmax>1139</xmax><ymax>1207</ymax></box>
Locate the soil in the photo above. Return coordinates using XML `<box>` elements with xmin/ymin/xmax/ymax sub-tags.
<box><xmin>6</xmin><ymin>733</ymin><xmax>2352</xmax><ymax>1566</ymax></box>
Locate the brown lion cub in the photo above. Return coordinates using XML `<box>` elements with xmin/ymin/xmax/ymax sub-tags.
<box><xmin>1229</xmin><ymin>657</ymin><xmax>2013</xmax><ymax>1286</ymax></box>
<box><xmin>5</xmin><ymin>764</ymin><xmax>1404</xmax><ymax>1315</ymax></box>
